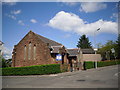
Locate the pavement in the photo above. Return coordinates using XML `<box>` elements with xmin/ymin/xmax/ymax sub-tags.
<box><xmin>2</xmin><ymin>65</ymin><xmax>119</xmax><ymax>88</ymax></box>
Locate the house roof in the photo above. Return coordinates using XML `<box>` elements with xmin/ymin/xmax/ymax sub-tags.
<box><xmin>67</xmin><ymin>48</ymin><xmax>95</xmax><ymax>57</ymax></box>
<box><xmin>67</xmin><ymin>48</ymin><xmax>79</xmax><ymax>57</ymax></box>
<box><xmin>81</xmin><ymin>48</ymin><xmax>95</xmax><ymax>54</ymax></box>
<box><xmin>51</xmin><ymin>46</ymin><xmax>62</xmax><ymax>53</ymax></box>
<box><xmin>35</xmin><ymin>33</ymin><xmax>62</xmax><ymax>47</ymax></box>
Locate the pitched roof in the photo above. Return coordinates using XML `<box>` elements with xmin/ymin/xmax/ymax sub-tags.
<box><xmin>81</xmin><ymin>48</ymin><xmax>95</xmax><ymax>54</ymax></box>
<box><xmin>67</xmin><ymin>48</ymin><xmax>79</xmax><ymax>56</ymax></box>
<box><xmin>35</xmin><ymin>33</ymin><xmax>62</xmax><ymax>47</ymax></box>
<box><xmin>67</xmin><ymin>48</ymin><xmax>95</xmax><ymax>56</ymax></box>
<box><xmin>51</xmin><ymin>46</ymin><xmax>62</xmax><ymax>53</ymax></box>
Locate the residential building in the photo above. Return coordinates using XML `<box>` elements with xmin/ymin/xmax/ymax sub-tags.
<box><xmin>67</xmin><ymin>48</ymin><xmax>102</xmax><ymax>71</ymax></box>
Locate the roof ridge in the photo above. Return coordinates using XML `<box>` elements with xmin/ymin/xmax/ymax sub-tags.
<box><xmin>34</xmin><ymin>32</ymin><xmax>62</xmax><ymax>46</ymax></box>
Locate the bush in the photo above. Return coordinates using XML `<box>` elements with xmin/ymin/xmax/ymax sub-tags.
<box><xmin>85</xmin><ymin>60</ymin><xmax>120</xmax><ymax>69</ymax></box>
<box><xmin>84</xmin><ymin>61</ymin><xmax>94</xmax><ymax>69</ymax></box>
<box><xmin>2</xmin><ymin>58</ymin><xmax>7</xmax><ymax>68</ymax></box>
<box><xmin>1</xmin><ymin>64</ymin><xmax>61</xmax><ymax>76</ymax></box>
<box><xmin>97</xmin><ymin>60</ymin><xmax>120</xmax><ymax>67</ymax></box>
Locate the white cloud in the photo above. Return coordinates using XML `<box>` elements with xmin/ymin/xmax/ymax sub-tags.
<box><xmin>5</xmin><ymin>14</ymin><xmax>16</xmax><ymax>20</ymax></box>
<box><xmin>63</xmin><ymin>34</ymin><xmax>71</xmax><ymax>38</ymax></box>
<box><xmin>110</xmin><ymin>13</ymin><xmax>118</xmax><ymax>19</ymax></box>
<box><xmin>65</xmin><ymin>2</ymin><xmax>77</xmax><ymax>6</ymax></box>
<box><xmin>2</xmin><ymin>0</ymin><xmax>19</xmax><ymax>5</ymax></box>
<box><xmin>2</xmin><ymin>46</ymin><xmax>12</xmax><ymax>60</ymax></box>
<box><xmin>18</xmin><ymin>20</ymin><xmax>25</xmax><ymax>26</ymax></box>
<box><xmin>62</xmin><ymin>2</ymin><xmax>78</xmax><ymax>6</ymax></box>
<box><xmin>80</xmin><ymin>2</ymin><xmax>107</xmax><ymax>13</ymax></box>
<box><xmin>30</xmin><ymin>19</ymin><xmax>37</xmax><ymax>23</ymax></box>
<box><xmin>48</xmin><ymin>11</ymin><xmax>118</xmax><ymax>36</ymax></box>
<box><xmin>3</xmin><ymin>2</ymin><xmax>16</xmax><ymax>5</ymax></box>
<box><xmin>11</xmin><ymin>10</ymin><xmax>21</xmax><ymax>15</ymax></box>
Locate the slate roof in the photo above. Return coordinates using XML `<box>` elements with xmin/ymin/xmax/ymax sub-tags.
<box><xmin>51</xmin><ymin>46</ymin><xmax>62</xmax><ymax>53</ymax></box>
<box><xmin>81</xmin><ymin>48</ymin><xmax>95</xmax><ymax>54</ymax></box>
<box><xmin>67</xmin><ymin>48</ymin><xmax>79</xmax><ymax>57</ymax></box>
<box><xmin>67</xmin><ymin>48</ymin><xmax>95</xmax><ymax>57</ymax></box>
<box><xmin>35</xmin><ymin>33</ymin><xmax>62</xmax><ymax>47</ymax></box>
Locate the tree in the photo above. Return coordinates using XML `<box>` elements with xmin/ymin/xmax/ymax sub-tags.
<box><xmin>77</xmin><ymin>34</ymin><xmax>92</xmax><ymax>49</ymax></box>
<box><xmin>97</xmin><ymin>40</ymin><xmax>116</xmax><ymax>60</ymax></box>
<box><xmin>116</xmin><ymin>34</ymin><xmax>120</xmax><ymax>59</ymax></box>
<box><xmin>0</xmin><ymin>56</ymin><xmax>12</xmax><ymax>68</ymax></box>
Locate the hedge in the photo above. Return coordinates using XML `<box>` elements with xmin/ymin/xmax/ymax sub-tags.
<box><xmin>85</xmin><ymin>60</ymin><xmax>120</xmax><ymax>69</ymax></box>
<box><xmin>1</xmin><ymin>64</ymin><xmax>61</xmax><ymax>76</ymax></box>
<box><xmin>84</xmin><ymin>61</ymin><xmax>94</xmax><ymax>69</ymax></box>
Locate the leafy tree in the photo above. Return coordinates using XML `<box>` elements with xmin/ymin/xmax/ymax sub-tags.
<box><xmin>77</xmin><ymin>34</ymin><xmax>92</xmax><ymax>49</ymax></box>
<box><xmin>2</xmin><ymin>58</ymin><xmax>7</xmax><ymax>68</ymax></box>
<box><xmin>97</xmin><ymin>40</ymin><xmax>117</xmax><ymax>60</ymax></box>
<box><xmin>116</xmin><ymin>34</ymin><xmax>120</xmax><ymax>59</ymax></box>
<box><xmin>0</xmin><ymin>56</ymin><xmax>12</xmax><ymax>68</ymax></box>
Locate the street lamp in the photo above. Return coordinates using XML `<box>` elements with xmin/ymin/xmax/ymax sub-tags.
<box><xmin>94</xmin><ymin>28</ymin><xmax>100</xmax><ymax>69</ymax></box>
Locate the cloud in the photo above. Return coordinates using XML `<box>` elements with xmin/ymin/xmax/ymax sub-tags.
<box><xmin>18</xmin><ymin>20</ymin><xmax>25</xmax><ymax>26</ymax></box>
<box><xmin>61</xmin><ymin>2</ymin><xmax>78</xmax><ymax>6</ymax></box>
<box><xmin>11</xmin><ymin>10</ymin><xmax>21</xmax><ymax>15</ymax></box>
<box><xmin>110</xmin><ymin>13</ymin><xmax>118</xmax><ymax>19</ymax></box>
<box><xmin>63</xmin><ymin>34</ymin><xmax>71</xmax><ymax>38</ymax></box>
<box><xmin>64</xmin><ymin>2</ymin><xmax>77</xmax><ymax>6</ymax></box>
<box><xmin>30</xmin><ymin>19</ymin><xmax>37</xmax><ymax>23</ymax></box>
<box><xmin>5</xmin><ymin>14</ymin><xmax>17</xmax><ymax>20</ymax></box>
<box><xmin>3</xmin><ymin>2</ymin><xmax>16</xmax><ymax>5</ymax></box>
<box><xmin>2</xmin><ymin>0</ymin><xmax>19</xmax><ymax>6</ymax></box>
<box><xmin>80</xmin><ymin>2</ymin><xmax>107</xmax><ymax>13</ymax></box>
<box><xmin>2</xmin><ymin>46</ymin><xmax>12</xmax><ymax>60</ymax></box>
<box><xmin>48</xmin><ymin>11</ymin><xmax>118</xmax><ymax>36</ymax></box>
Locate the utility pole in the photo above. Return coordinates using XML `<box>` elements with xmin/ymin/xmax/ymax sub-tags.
<box><xmin>94</xmin><ymin>28</ymin><xmax>100</xmax><ymax>69</ymax></box>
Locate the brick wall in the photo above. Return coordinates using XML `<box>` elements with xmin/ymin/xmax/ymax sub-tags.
<box><xmin>12</xmin><ymin>31</ymin><xmax>53</xmax><ymax>67</ymax></box>
<box><xmin>82</xmin><ymin>54</ymin><xmax>102</xmax><ymax>61</ymax></box>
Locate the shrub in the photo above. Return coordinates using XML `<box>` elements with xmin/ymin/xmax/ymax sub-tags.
<box><xmin>85</xmin><ymin>60</ymin><xmax>120</xmax><ymax>69</ymax></box>
<box><xmin>84</xmin><ymin>61</ymin><xmax>94</xmax><ymax>69</ymax></box>
<box><xmin>97</xmin><ymin>60</ymin><xmax>120</xmax><ymax>67</ymax></box>
<box><xmin>1</xmin><ymin>64</ymin><xmax>61</xmax><ymax>76</ymax></box>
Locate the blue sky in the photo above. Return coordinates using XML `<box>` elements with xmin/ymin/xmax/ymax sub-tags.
<box><xmin>2</xmin><ymin>2</ymin><xmax>118</xmax><ymax>59</ymax></box>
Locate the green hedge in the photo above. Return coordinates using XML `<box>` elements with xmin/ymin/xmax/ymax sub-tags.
<box><xmin>1</xmin><ymin>64</ymin><xmax>61</xmax><ymax>76</ymax></box>
<box><xmin>85</xmin><ymin>61</ymin><xmax>94</xmax><ymax>69</ymax></box>
<box><xmin>85</xmin><ymin>60</ymin><xmax>120</xmax><ymax>69</ymax></box>
<box><xmin>97</xmin><ymin>60</ymin><xmax>120</xmax><ymax>67</ymax></box>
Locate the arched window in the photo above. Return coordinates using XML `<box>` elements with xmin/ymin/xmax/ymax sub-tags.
<box><xmin>33</xmin><ymin>45</ymin><xmax>36</xmax><ymax>60</ymax></box>
<box><xmin>28</xmin><ymin>42</ymin><xmax>31</xmax><ymax>60</ymax></box>
<box><xmin>24</xmin><ymin>45</ymin><xmax>26</xmax><ymax>60</ymax></box>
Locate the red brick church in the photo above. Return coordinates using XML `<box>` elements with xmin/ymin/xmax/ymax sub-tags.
<box><xmin>12</xmin><ymin>31</ymin><xmax>69</xmax><ymax>67</ymax></box>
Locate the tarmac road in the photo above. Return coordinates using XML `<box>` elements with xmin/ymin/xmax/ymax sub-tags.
<box><xmin>2</xmin><ymin>65</ymin><xmax>119</xmax><ymax>88</ymax></box>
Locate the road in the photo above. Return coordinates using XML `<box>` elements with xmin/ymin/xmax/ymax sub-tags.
<box><xmin>2</xmin><ymin>65</ymin><xmax>119</xmax><ymax>88</ymax></box>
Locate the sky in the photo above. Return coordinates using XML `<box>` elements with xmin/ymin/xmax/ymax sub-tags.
<box><xmin>1</xmin><ymin>1</ymin><xmax>119</xmax><ymax>59</ymax></box>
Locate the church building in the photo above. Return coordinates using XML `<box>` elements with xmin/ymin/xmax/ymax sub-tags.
<box><xmin>12</xmin><ymin>31</ymin><xmax>69</xmax><ymax>67</ymax></box>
